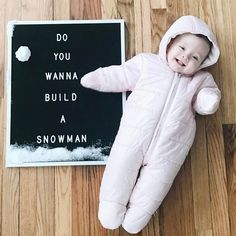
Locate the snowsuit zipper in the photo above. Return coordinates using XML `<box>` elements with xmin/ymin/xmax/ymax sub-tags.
<box><xmin>143</xmin><ymin>73</ymin><xmax>181</xmax><ymax>164</ymax></box>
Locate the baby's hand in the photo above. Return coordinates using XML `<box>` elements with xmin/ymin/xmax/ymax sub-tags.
<box><xmin>80</xmin><ymin>70</ymin><xmax>101</xmax><ymax>90</ymax></box>
<box><xmin>80</xmin><ymin>74</ymin><xmax>91</xmax><ymax>88</ymax></box>
<box><xmin>194</xmin><ymin>87</ymin><xmax>221</xmax><ymax>115</ymax></box>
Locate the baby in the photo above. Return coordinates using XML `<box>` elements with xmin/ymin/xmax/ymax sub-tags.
<box><xmin>80</xmin><ymin>15</ymin><xmax>221</xmax><ymax>234</ymax></box>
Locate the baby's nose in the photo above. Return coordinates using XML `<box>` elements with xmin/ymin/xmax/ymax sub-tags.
<box><xmin>181</xmin><ymin>54</ymin><xmax>189</xmax><ymax>64</ymax></box>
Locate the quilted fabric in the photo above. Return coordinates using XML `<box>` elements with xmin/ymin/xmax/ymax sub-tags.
<box><xmin>80</xmin><ymin>15</ymin><xmax>221</xmax><ymax>234</ymax></box>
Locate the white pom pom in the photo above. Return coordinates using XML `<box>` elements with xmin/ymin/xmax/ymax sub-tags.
<box><xmin>15</xmin><ymin>46</ymin><xmax>31</xmax><ymax>62</ymax></box>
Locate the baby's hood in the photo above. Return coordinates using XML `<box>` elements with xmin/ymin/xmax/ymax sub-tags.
<box><xmin>159</xmin><ymin>15</ymin><xmax>220</xmax><ymax>69</ymax></box>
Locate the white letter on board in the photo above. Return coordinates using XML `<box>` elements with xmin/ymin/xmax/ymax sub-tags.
<box><xmin>57</xmin><ymin>34</ymin><xmax>68</xmax><ymax>42</ymax></box>
<box><xmin>60</xmin><ymin>115</ymin><xmax>66</xmax><ymax>123</ymax></box>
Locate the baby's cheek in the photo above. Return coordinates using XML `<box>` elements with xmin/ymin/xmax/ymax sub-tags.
<box><xmin>187</xmin><ymin>63</ymin><xmax>198</xmax><ymax>74</ymax></box>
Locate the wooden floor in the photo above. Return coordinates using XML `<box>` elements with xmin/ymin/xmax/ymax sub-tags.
<box><xmin>0</xmin><ymin>0</ymin><xmax>235</xmax><ymax>235</ymax></box>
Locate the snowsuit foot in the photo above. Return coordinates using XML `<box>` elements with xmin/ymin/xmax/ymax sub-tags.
<box><xmin>98</xmin><ymin>201</ymin><xmax>126</xmax><ymax>229</ymax></box>
<box><xmin>122</xmin><ymin>206</ymin><xmax>151</xmax><ymax>234</ymax></box>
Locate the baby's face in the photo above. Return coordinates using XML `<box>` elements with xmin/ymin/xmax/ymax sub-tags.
<box><xmin>167</xmin><ymin>33</ymin><xmax>210</xmax><ymax>76</ymax></box>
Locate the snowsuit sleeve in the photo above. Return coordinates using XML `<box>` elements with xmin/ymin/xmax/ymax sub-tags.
<box><xmin>80</xmin><ymin>54</ymin><xmax>143</xmax><ymax>92</ymax></box>
<box><xmin>193</xmin><ymin>74</ymin><xmax>221</xmax><ymax>115</ymax></box>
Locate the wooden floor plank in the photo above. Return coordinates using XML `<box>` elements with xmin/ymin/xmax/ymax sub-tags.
<box><xmin>19</xmin><ymin>168</ymin><xmax>37</xmax><ymax>236</ymax></box>
<box><xmin>54</xmin><ymin>0</ymin><xmax>70</xmax><ymax>20</ymax></box>
<box><xmin>223</xmin><ymin>124</ymin><xmax>236</xmax><ymax>236</ymax></box>
<box><xmin>150</xmin><ymin>0</ymin><xmax>166</xmax><ymax>9</ymax></box>
<box><xmin>72</xmin><ymin>167</ymin><xmax>91</xmax><ymax>236</ymax></box>
<box><xmin>191</xmin><ymin>117</ymin><xmax>212</xmax><ymax>236</ymax></box>
<box><xmin>178</xmin><ymin>157</ymin><xmax>195</xmax><ymax>236</ymax></box>
<box><xmin>0</xmin><ymin>0</ymin><xmax>5</xmax><ymax>99</ymax></box>
<box><xmin>1</xmin><ymin>0</ymin><xmax>21</xmax><ymax>235</ymax></box>
<box><xmin>160</xmin><ymin>173</ymin><xmax>185</xmax><ymax>236</ymax></box>
<box><xmin>150</xmin><ymin>8</ymin><xmax>166</xmax><ymax>54</ymax></box>
<box><xmin>166</xmin><ymin>0</ymin><xmax>184</xmax><ymax>24</ymax></box>
<box><xmin>88</xmin><ymin>166</ymin><xmax>106</xmax><ymax>236</ymax></box>
<box><xmin>36</xmin><ymin>168</ymin><xmax>55</xmax><ymax>236</ymax></box>
<box><xmin>101</xmin><ymin>0</ymin><xmax>117</xmax><ymax>19</ymax></box>
<box><xmin>1</xmin><ymin>169</ymin><xmax>19</xmax><ymax>236</ymax></box>
<box><xmin>55</xmin><ymin>167</ymin><xmax>72</xmax><ymax>236</ymax></box>
<box><xmin>70</xmin><ymin>0</ymin><xmax>101</xmax><ymax>20</ymax></box>
<box><xmin>117</xmin><ymin>0</ymin><xmax>135</xmax><ymax>58</ymax></box>
<box><xmin>21</xmin><ymin>0</ymin><xmax>53</xmax><ymax>20</ymax></box>
<box><xmin>140</xmin><ymin>1</ymin><xmax>152</xmax><ymax>52</ymax></box>
<box><xmin>209</xmin><ymin>0</ymin><xmax>236</xmax><ymax>124</ymax></box>
<box><xmin>229</xmin><ymin>0</ymin><xmax>236</xmax><ymax>125</ymax></box>
<box><xmin>206</xmin><ymin>114</ymin><xmax>230</xmax><ymax>236</ymax></box>
<box><xmin>160</xmin><ymin>155</ymin><xmax>195</xmax><ymax>236</ymax></box>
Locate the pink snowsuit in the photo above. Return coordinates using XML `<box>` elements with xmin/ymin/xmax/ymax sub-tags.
<box><xmin>81</xmin><ymin>15</ymin><xmax>221</xmax><ymax>234</ymax></box>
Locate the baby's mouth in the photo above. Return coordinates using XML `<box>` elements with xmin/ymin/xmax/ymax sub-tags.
<box><xmin>175</xmin><ymin>58</ymin><xmax>186</xmax><ymax>67</ymax></box>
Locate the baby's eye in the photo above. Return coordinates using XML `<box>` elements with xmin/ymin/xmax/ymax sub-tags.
<box><xmin>179</xmin><ymin>46</ymin><xmax>185</xmax><ymax>50</ymax></box>
<box><xmin>192</xmin><ymin>56</ymin><xmax>199</xmax><ymax>61</ymax></box>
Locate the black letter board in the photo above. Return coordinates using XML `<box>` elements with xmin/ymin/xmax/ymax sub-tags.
<box><xmin>6</xmin><ymin>20</ymin><xmax>125</xmax><ymax>167</ymax></box>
